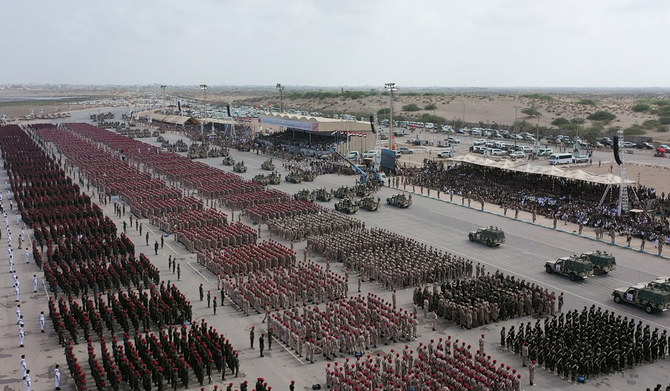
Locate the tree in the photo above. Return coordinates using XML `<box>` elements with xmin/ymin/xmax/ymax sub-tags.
<box><xmin>521</xmin><ymin>107</ymin><xmax>541</xmax><ymax>118</ymax></box>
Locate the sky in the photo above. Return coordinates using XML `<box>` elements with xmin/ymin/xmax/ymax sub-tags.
<box><xmin>1</xmin><ymin>0</ymin><xmax>669</xmax><ymax>88</ymax></box>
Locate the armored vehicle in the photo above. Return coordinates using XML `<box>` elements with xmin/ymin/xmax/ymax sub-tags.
<box><xmin>387</xmin><ymin>193</ymin><xmax>412</xmax><ymax>208</ymax></box>
<box><xmin>253</xmin><ymin>173</ymin><xmax>270</xmax><ymax>185</ymax></box>
<box><xmin>335</xmin><ymin>197</ymin><xmax>359</xmax><ymax>214</ymax></box>
<box><xmin>285</xmin><ymin>171</ymin><xmax>303</xmax><ymax>183</ymax></box>
<box><xmin>261</xmin><ymin>159</ymin><xmax>275</xmax><ymax>171</ymax></box>
<box><xmin>358</xmin><ymin>195</ymin><xmax>380</xmax><ymax>211</ymax></box>
<box><xmin>301</xmin><ymin>170</ymin><xmax>316</xmax><ymax>182</ymax></box>
<box><xmin>468</xmin><ymin>226</ymin><xmax>505</xmax><ymax>247</ymax></box>
<box><xmin>612</xmin><ymin>283</ymin><xmax>670</xmax><ymax>313</ymax></box>
<box><xmin>354</xmin><ymin>183</ymin><xmax>374</xmax><ymax>197</ymax></box>
<box><xmin>233</xmin><ymin>161</ymin><xmax>247</xmax><ymax>173</ymax></box>
<box><xmin>334</xmin><ymin>186</ymin><xmax>354</xmax><ymax>199</ymax></box>
<box><xmin>266</xmin><ymin>171</ymin><xmax>281</xmax><ymax>185</ymax></box>
<box><xmin>222</xmin><ymin>156</ymin><xmax>235</xmax><ymax>166</ymax></box>
<box><xmin>580</xmin><ymin>250</ymin><xmax>616</xmax><ymax>274</ymax></box>
<box><xmin>294</xmin><ymin>189</ymin><xmax>316</xmax><ymax>202</ymax></box>
<box><xmin>315</xmin><ymin>188</ymin><xmax>332</xmax><ymax>202</ymax></box>
<box><xmin>545</xmin><ymin>256</ymin><xmax>594</xmax><ymax>281</ymax></box>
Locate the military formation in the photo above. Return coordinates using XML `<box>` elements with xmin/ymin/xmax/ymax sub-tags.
<box><xmin>415</xmin><ymin>272</ymin><xmax>558</xmax><ymax>329</ymax></box>
<box><xmin>5</xmin><ymin>120</ymin><xmax>669</xmax><ymax>391</ymax></box>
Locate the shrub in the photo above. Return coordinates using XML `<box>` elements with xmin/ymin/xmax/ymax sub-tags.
<box><xmin>424</xmin><ymin>104</ymin><xmax>437</xmax><ymax>110</ymax></box>
<box><xmin>587</xmin><ymin>111</ymin><xmax>616</xmax><ymax>122</ymax></box>
<box><xmin>522</xmin><ymin>93</ymin><xmax>553</xmax><ymax>100</ymax></box>
<box><xmin>659</xmin><ymin>116</ymin><xmax>670</xmax><ymax>125</ymax></box>
<box><xmin>624</xmin><ymin>125</ymin><xmax>646</xmax><ymax>135</ymax></box>
<box><xmin>632</xmin><ymin>103</ymin><xmax>651</xmax><ymax>112</ymax></box>
<box><xmin>551</xmin><ymin>117</ymin><xmax>570</xmax><ymax>126</ymax></box>
<box><xmin>577</xmin><ymin>99</ymin><xmax>597</xmax><ymax>106</ymax></box>
<box><xmin>521</xmin><ymin>107</ymin><xmax>541</xmax><ymax>117</ymax></box>
<box><xmin>402</xmin><ymin>104</ymin><xmax>421</xmax><ymax>112</ymax></box>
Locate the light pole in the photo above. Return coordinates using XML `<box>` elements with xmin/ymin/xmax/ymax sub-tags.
<box><xmin>513</xmin><ymin>105</ymin><xmax>520</xmax><ymax>147</ymax></box>
<box><xmin>160</xmin><ymin>85</ymin><xmax>167</xmax><ymax>107</ymax></box>
<box><xmin>276</xmin><ymin>83</ymin><xmax>284</xmax><ymax>113</ymax></box>
<box><xmin>200</xmin><ymin>84</ymin><xmax>208</xmax><ymax>117</ymax></box>
<box><xmin>385</xmin><ymin>82</ymin><xmax>397</xmax><ymax>149</ymax></box>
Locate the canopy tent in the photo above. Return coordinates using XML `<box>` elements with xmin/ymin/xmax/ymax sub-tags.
<box><xmin>449</xmin><ymin>154</ymin><xmax>634</xmax><ymax>185</ymax></box>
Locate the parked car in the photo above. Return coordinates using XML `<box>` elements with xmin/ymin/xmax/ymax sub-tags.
<box><xmin>473</xmin><ymin>139</ymin><xmax>486</xmax><ymax>146</ymax></box>
<box><xmin>397</xmin><ymin>147</ymin><xmax>414</xmax><ymax>154</ymax></box>
<box><xmin>447</xmin><ymin>136</ymin><xmax>461</xmax><ymax>144</ymax></box>
<box><xmin>623</xmin><ymin>141</ymin><xmax>636</xmax><ymax>148</ymax></box>
<box><xmin>362</xmin><ymin>150</ymin><xmax>378</xmax><ymax>159</ymax></box>
<box><xmin>490</xmin><ymin>148</ymin><xmax>505</xmax><ymax>156</ymax></box>
<box><xmin>509</xmin><ymin>151</ymin><xmax>526</xmax><ymax>159</ymax></box>
<box><xmin>437</xmin><ymin>150</ymin><xmax>455</xmax><ymax>158</ymax></box>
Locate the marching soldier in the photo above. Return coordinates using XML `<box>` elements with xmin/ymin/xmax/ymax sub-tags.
<box><xmin>529</xmin><ymin>360</ymin><xmax>537</xmax><ymax>386</ymax></box>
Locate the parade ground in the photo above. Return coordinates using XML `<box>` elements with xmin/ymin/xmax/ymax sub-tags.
<box><xmin>1</xmin><ymin>118</ymin><xmax>669</xmax><ymax>391</ymax></box>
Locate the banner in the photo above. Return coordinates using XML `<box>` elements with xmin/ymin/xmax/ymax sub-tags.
<box><xmin>259</xmin><ymin>116</ymin><xmax>319</xmax><ymax>131</ymax></box>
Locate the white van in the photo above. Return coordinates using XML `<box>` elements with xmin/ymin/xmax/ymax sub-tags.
<box><xmin>548</xmin><ymin>153</ymin><xmax>573</xmax><ymax>165</ymax></box>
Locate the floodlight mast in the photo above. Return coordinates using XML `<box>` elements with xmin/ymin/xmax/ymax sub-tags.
<box><xmin>276</xmin><ymin>83</ymin><xmax>284</xmax><ymax>113</ymax></box>
<box><xmin>384</xmin><ymin>82</ymin><xmax>397</xmax><ymax>149</ymax></box>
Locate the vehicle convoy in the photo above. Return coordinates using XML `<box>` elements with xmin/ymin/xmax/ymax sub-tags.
<box><xmin>468</xmin><ymin>226</ymin><xmax>505</xmax><ymax>247</ymax></box>
<box><xmin>545</xmin><ymin>256</ymin><xmax>594</xmax><ymax>281</ymax></box>
<box><xmin>358</xmin><ymin>195</ymin><xmax>380</xmax><ymax>211</ymax></box>
<box><xmin>612</xmin><ymin>283</ymin><xmax>670</xmax><ymax>313</ymax></box>
<box><xmin>387</xmin><ymin>193</ymin><xmax>412</xmax><ymax>208</ymax></box>
<box><xmin>233</xmin><ymin>161</ymin><xmax>247</xmax><ymax>173</ymax></box>
<box><xmin>261</xmin><ymin>159</ymin><xmax>275</xmax><ymax>171</ymax></box>
<box><xmin>580</xmin><ymin>250</ymin><xmax>616</xmax><ymax>274</ymax></box>
<box><xmin>334</xmin><ymin>197</ymin><xmax>359</xmax><ymax>214</ymax></box>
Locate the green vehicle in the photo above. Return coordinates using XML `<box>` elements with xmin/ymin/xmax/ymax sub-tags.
<box><xmin>334</xmin><ymin>186</ymin><xmax>354</xmax><ymax>199</ymax></box>
<box><xmin>468</xmin><ymin>226</ymin><xmax>505</xmax><ymax>247</ymax></box>
<box><xmin>545</xmin><ymin>256</ymin><xmax>594</xmax><ymax>281</ymax></box>
<box><xmin>612</xmin><ymin>283</ymin><xmax>670</xmax><ymax>313</ymax></box>
<box><xmin>580</xmin><ymin>250</ymin><xmax>616</xmax><ymax>274</ymax></box>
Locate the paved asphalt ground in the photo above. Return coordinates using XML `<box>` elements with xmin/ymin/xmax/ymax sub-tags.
<box><xmin>2</xmin><ymin>114</ymin><xmax>669</xmax><ymax>391</ymax></box>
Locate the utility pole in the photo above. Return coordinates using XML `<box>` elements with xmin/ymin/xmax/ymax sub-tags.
<box><xmin>617</xmin><ymin>128</ymin><xmax>629</xmax><ymax>215</ymax></box>
<box><xmin>276</xmin><ymin>83</ymin><xmax>284</xmax><ymax>113</ymax></box>
<box><xmin>200</xmin><ymin>84</ymin><xmax>208</xmax><ymax>116</ymax></box>
<box><xmin>160</xmin><ymin>85</ymin><xmax>167</xmax><ymax>107</ymax></box>
<box><xmin>385</xmin><ymin>82</ymin><xmax>397</xmax><ymax>149</ymax></box>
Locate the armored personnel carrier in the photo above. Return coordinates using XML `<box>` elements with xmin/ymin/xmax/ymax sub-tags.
<box><xmin>468</xmin><ymin>226</ymin><xmax>505</xmax><ymax>247</ymax></box>
<box><xmin>387</xmin><ymin>193</ymin><xmax>412</xmax><ymax>208</ymax></box>
<box><xmin>261</xmin><ymin>159</ymin><xmax>275</xmax><ymax>171</ymax></box>
<box><xmin>335</xmin><ymin>197</ymin><xmax>359</xmax><ymax>214</ymax></box>
<box><xmin>233</xmin><ymin>161</ymin><xmax>247</xmax><ymax>173</ymax></box>
<box><xmin>222</xmin><ymin>156</ymin><xmax>235</xmax><ymax>166</ymax></box>
<box><xmin>300</xmin><ymin>170</ymin><xmax>316</xmax><ymax>182</ymax></box>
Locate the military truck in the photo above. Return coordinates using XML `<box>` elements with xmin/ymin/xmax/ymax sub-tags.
<box><xmin>334</xmin><ymin>197</ymin><xmax>359</xmax><ymax>214</ymax></box>
<box><xmin>545</xmin><ymin>256</ymin><xmax>594</xmax><ymax>281</ymax></box>
<box><xmin>222</xmin><ymin>156</ymin><xmax>235</xmax><ymax>166</ymax></box>
<box><xmin>294</xmin><ymin>189</ymin><xmax>316</xmax><ymax>202</ymax></box>
<box><xmin>580</xmin><ymin>250</ymin><xmax>616</xmax><ymax>274</ymax></box>
<box><xmin>233</xmin><ymin>161</ymin><xmax>247</xmax><ymax>173</ymax></box>
<box><xmin>612</xmin><ymin>283</ymin><xmax>670</xmax><ymax>313</ymax></box>
<box><xmin>354</xmin><ymin>183</ymin><xmax>374</xmax><ymax>197</ymax></box>
<box><xmin>468</xmin><ymin>226</ymin><xmax>505</xmax><ymax>247</ymax></box>
<box><xmin>261</xmin><ymin>159</ymin><xmax>275</xmax><ymax>171</ymax></box>
<box><xmin>387</xmin><ymin>193</ymin><xmax>412</xmax><ymax>208</ymax></box>
<box><xmin>285</xmin><ymin>171</ymin><xmax>303</xmax><ymax>183</ymax></box>
<box><xmin>358</xmin><ymin>195</ymin><xmax>380</xmax><ymax>212</ymax></box>
<box><xmin>315</xmin><ymin>188</ymin><xmax>332</xmax><ymax>202</ymax></box>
